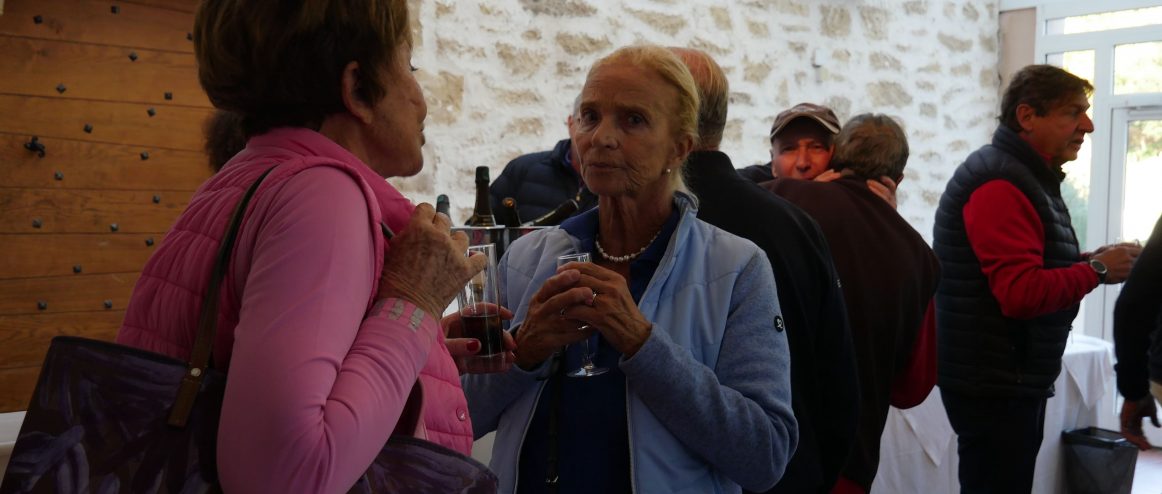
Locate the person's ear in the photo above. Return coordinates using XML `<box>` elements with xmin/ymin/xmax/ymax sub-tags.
<box><xmin>672</xmin><ymin>133</ymin><xmax>695</xmax><ymax>167</ymax></box>
<box><xmin>339</xmin><ymin>61</ymin><xmax>375</xmax><ymax>125</ymax></box>
<box><xmin>1015</xmin><ymin>103</ymin><xmax>1037</xmax><ymax>133</ymax></box>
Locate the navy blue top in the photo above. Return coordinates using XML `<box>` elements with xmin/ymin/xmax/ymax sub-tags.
<box><xmin>517</xmin><ymin>205</ymin><xmax>680</xmax><ymax>494</ymax></box>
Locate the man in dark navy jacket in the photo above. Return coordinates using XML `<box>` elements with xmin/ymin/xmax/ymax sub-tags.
<box><xmin>489</xmin><ymin>101</ymin><xmax>596</xmax><ymax>224</ymax></box>
<box><xmin>933</xmin><ymin>64</ymin><xmax>1141</xmax><ymax>493</ymax></box>
<box><xmin>674</xmin><ymin>47</ymin><xmax>860</xmax><ymax>494</ymax></box>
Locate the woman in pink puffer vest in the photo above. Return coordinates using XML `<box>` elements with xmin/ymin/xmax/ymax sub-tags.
<box><xmin>116</xmin><ymin>1</ymin><xmax>508</xmax><ymax>492</ymax></box>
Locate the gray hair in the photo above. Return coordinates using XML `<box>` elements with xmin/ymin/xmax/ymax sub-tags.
<box><xmin>830</xmin><ymin>113</ymin><xmax>909</xmax><ymax>182</ymax></box>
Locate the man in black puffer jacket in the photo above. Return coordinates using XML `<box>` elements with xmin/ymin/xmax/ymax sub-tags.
<box><xmin>933</xmin><ymin>64</ymin><xmax>1141</xmax><ymax>493</ymax></box>
<box><xmin>490</xmin><ymin>105</ymin><xmax>597</xmax><ymax>225</ymax></box>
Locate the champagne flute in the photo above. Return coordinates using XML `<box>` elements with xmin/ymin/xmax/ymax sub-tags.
<box><xmin>557</xmin><ymin>252</ymin><xmax>608</xmax><ymax>378</ymax></box>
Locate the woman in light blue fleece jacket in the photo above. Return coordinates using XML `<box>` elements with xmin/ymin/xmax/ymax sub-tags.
<box><xmin>462</xmin><ymin>45</ymin><xmax>797</xmax><ymax>494</ymax></box>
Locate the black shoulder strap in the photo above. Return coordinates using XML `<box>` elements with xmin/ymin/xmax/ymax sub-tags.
<box><xmin>169</xmin><ymin>166</ymin><xmax>276</xmax><ymax>427</ymax></box>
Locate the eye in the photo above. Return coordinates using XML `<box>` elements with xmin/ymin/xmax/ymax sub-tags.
<box><xmin>626</xmin><ymin>113</ymin><xmax>646</xmax><ymax>126</ymax></box>
<box><xmin>579</xmin><ymin>109</ymin><xmax>599</xmax><ymax>126</ymax></box>
<box><xmin>409</xmin><ymin>62</ymin><xmax>419</xmax><ymax>72</ymax></box>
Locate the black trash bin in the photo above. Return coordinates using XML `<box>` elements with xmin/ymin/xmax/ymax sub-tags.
<box><xmin>1061</xmin><ymin>427</ymin><xmax>1138</xmax><ymax>494</ymax></box>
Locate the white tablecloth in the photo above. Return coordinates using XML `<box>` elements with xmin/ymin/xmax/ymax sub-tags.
<box><xmin>872</xmin><ymin>334</ymin><xmax>1114</xmax><ymax>494</ymax></box>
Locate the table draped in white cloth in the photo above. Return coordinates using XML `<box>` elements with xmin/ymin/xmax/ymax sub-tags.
<box><xmin>872</xmin><ymin>334</ymin><xmax>1114</xmax><ymax>494</ymax></box>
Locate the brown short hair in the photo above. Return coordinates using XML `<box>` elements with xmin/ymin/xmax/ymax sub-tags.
<box><xmin>194</xmin><ymin>0</ymin><xmax>410</xmax><ymax>138</ymax></box>
<box><xmin>203</xmin><ymin>111</ymin><xmax>248</xmax><ymax>172</ymax></box>
<box><xmin>1000</xmin><ymin>65</ymin><xmax>1093</xmax><ymax>132</ymax></box>
<box><xmin>831</xmin><ymin>113</ymin><xmax>909</xmax><ymax>182</ymax></box>
<box><xmin>670</xmin><ymin>47</ymin><xmax>728</xmax><ymax>149</ymax></box>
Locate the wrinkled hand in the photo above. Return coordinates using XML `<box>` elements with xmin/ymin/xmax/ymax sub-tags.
<box><xmin>1092</xmin><ymin>244</ymin><xmax>1143</xmax><ymax>284</ymax></box>
<box><xmin>1120</xmin><ymin>396</ymin><xmax>1160</xmax><ymax>450</ymax></box>
<box><xmin>513</xmin><ymin>268</ymin><xmax>600</xmax><ymax>369</ymax></box>
<box><xmin>813</xmin><ymin>169</ymin><xmax>844</xmax><ymax>182</ymax></box>
<box><xmin>442</xmin><ymin>306</ymin><xmax>517</xmax><ymax>374</ymax></box>
<box><xmin>378</xmin><ymin>204</ymin><xmax>487</xmax><ymax>317</ymax></box>
<box><xmin>558</xmin><ymin>262</ymin><xmax>653</xmax><ymax>358</ymax></box>
<box><xmin>867</xmin><ymin>176</ymin><xmax>898</xmax><ymax>209</ymax></box>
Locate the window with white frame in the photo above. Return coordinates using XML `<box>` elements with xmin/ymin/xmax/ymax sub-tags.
<box><xmin>1028</xmin><ymin>0</ymin><xmax>1162</xmax><ymax>343</ymax></box>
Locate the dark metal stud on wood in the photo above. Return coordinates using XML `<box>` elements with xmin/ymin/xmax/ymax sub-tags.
<box><xmin>147</xmin><ymin>107</ymin><xmax>156</xmax><ymax>117</ymax></box>
<box><xmin>111</xmin><ymin>5</ymin><xmax>120</xmax><ymax>14</ymax></box>
<box><xmin>104</xmin><ymin>300</ymin><xmax>114</xmax><ymax>309</ymax></box>
<box><xmin>34</xmin><ymin>15</ymin><xmax>44</xmax><ymax>24</ymax></box>
<box><xmin>37</xmin><ymin>301</ymin><xmax>48</xmax><ymax>311</ymax></box>
<box><xmin>25</xmin><ymin>136</ymin><xmax>46</xmax><ymax>157</ymax></box>
<box><xmin>128</xmin><ymin>52</ymin><xmax>138</xmax><ymax>62</ymax></box>
<box><xmin>55</xmin><ymin>83</ymin><xmax>66</xmax><ymax>94</ymax></box>
<box><xmin>110</xmin><ymin>223</ymin><xmax>119</xmax><ymax>232</ymax></box>
<box><xmin>187</xmin><ymin>32</ymin><xmax>193</xmax><ymax>41</ymax></box>
<box><xmin>54</xmin><ymin>171</ymin><xmax>63</xmax><ymax>180</ymax></box>
<box><xmin>73</xmin><ymin>265</ymin><xmax>82</xmax><ymax>274</ymax></box>
<box><xmin>140</xmin><ymin>151</ymin><xmax>150</xmax><ymax>160</ymax></box>
<box><xmin>152</xmin><ymin>195</ymin><xmax>161</xmax><ymax>204</ymax></box>
<box><xmin>164</xmin><ymin>92</ymin><xmax>173</xmax><ymax>100</ymax></box>
<box><xmin>145</xmin><ymin>237</ymin><xmax>155</xmax><ymax>246</ymax></box>
<box><xmin>83</xmin><ymin>123</ymin><xmax>93</xmax><ymax>133</ymax></box>
<box><xmin>32</xmin><ymin>218</ymin><xmax>43</xmax><ymax>228</ymax></box>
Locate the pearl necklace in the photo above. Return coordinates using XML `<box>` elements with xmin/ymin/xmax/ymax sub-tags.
<box><xmin>595</xmin><ymin>229</ymin><xmax>663</xmax><ymax>263</ymax></box>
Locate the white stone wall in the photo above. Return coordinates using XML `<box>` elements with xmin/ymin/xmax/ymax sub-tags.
<box><xmin>391</xmin><ymin>0</ymin><xmax>1002</xmax><ymax>240</ymax></box>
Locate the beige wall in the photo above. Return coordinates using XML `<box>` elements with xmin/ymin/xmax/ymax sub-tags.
<box><xmin>999</xmin><ymin>8</ymin><xmax>1037</xmax><ymax>92</ymax></box>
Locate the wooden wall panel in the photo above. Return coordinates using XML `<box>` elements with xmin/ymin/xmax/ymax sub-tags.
<box><xmin>0</xmin><ymin>95</ymin><xmax>212</xmax><ymax>152</ymax></box>
<box><xmin>0</xmin><ymin>234</ymin><xmax>160</xmax><ymax>278</ymax></box>
<box><xmin>0</xmin><ymin>36</ymin><xmax>210</xmax><ymax>107</ymax></box>
<box><xmin>0</xmin><ymin>367</ymin><xmax>39</xmax><ymax>412</ymax></box>
<box><xmin>0</xmin><ymin>188</ymin><xmax>192</xmax><ymax>234</ymax></box>
<box><xmin>0</xmin><ymin>134</ymin><xmax>211</xmax><ymax>191</ymax></box>
<box><xmin>0</xmin><ymin>0</ymin><xmax>193</xmax><ymax>53</ymax></box>
<box><xmin>0</xmin><ymin>273</ymin><xmax>140</xmax><ymax>316</ymax></box>
<box><xmin>0</xmin><ymin>0</ymin><xmax>204</xmax><ymax>412</ymax></box>
<box><xmin>0</xmin><ymin>311</ymin><xmax>124</xmax><ymax>369</ymax></box>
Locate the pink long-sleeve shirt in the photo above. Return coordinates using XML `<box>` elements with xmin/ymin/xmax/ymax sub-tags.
<box><xmin>118</xmin><ymin>128</ymin><xmax>472</xmax><ymax>493</ymax></box>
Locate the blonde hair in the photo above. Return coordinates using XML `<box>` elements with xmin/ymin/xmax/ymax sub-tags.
<box><xmin>194</xmin><ymin>0</ymin><xmax>410</xmax><ymax>137</ymax></box>
<box><xmin>586</xmin><ymin>45</ymin><xmax>700</xmax><ymax>192</ymax></box>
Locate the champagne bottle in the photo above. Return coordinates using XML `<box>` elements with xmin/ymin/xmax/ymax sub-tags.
<box><xmin>522</xmin><ymin>197</ymin><xmax>579</xmax><ymax>227</ymax></box>
<box><xmin>435</xmin><ymin>194</ymin><xmax>450</xmax><ymax>217</ymax></box>
<box><xmin>496</xmin><ymin>197</ymin><xmax>522</xmax><ymax>227</ymax></box>
<box><xmin>465</xmin><ymin>166</ymin><xmax>496</xmax><ymax>227</ymax></box>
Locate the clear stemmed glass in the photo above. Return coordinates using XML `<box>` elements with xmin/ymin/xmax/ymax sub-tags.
<box><xmin>557</xmin><ymin>252</ymin><xmax>608</xmax><ymax>378</ymax></box>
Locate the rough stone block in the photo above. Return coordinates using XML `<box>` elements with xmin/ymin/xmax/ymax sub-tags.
<box><xmin>823</xmin><ymin>96</ymin><xmax>851</xmax><ymax>120</ymax></box>
<box><xmin>979</xmin><ymin>33</ymin><xmax>997</xmax><ymax>53</ymax></box>
<box><xmin>979</xmin><ymin>68</ymin><xmax>999</xmax><ymax>88</ymax></box>
<box><xmin>744</xmin><ymin>61</ymin><xmax>773</xmax><ymax>84</ymax></box>
<box><xmin>944</xmin><ymin>115</ymin><xmax>959</xmax><ymax>129</ymax></box>
<box><xmin>920</xmin><ymin>103</ymin><xmax>938</xmax><ymax>117</ymax></box>
<box><xmin>504</xmin><ymin>117</ymin><xmax>546</xmax><ymax>137</ymax></box>
<box><xmin>919</xmin><ymin>63</ymin><xmax>941</xmax><ymax>73</ymax></box>
<box><xmin>868</xmin><ymin>81</ymin><xmax>913</xmax><ymax>108</ymax></box>
<box><xmin>497</xmin><ymin>43</ymin><xmax>543</xmax><ymax>77</ymax></box>
<box><xmin>904</xmin><ymin>1</ymin><xmax>928</xmax><ymax>15</ymax></box>
<box><xmin>520</xmin><ymin>0</ymin><xmax>597</xmax><ymax>17</ymax></box>
<box><xmin>917</xmin><ymin>80</ymin><xmax>936</xmax><ymax>91</ymax></box>
<box><xmin>556</xmin><ymin>32</ymin><xmax>612</xmax><ymax>56</ymax></box>
<box><xmin>710</xmin><ymin>6</ymin><xmax>732</xmax><ymax>30</ymax></box>
<box><xmin>524</xmin><ymin>30</ymin><xmax>542</xmax><ymax>41</ymax></box>
<box><xmin>820</xmin><ymin>5</ymin><xmax>851</xmax><ymax>38</ymax></box>
<box><xmin>951</xmin><ymin>63</ymin><xmax>971</xmax><ymax>76</ymax></box>
<box><xmin>947</xmin><ymin>140</ymin><xmax>970</xmax><ymax>152</ymax></box>
<box><xmin>627</xmin><ymin>7</ymin><xmax>687</xmax><ymax>36</ymax></box>
<box><xmin>416</xmin><ymin>71</ymin><xmax>464</xmax><ymax>125</ymax></box>
<box><xmin>938</xmin><ymin>33</ymin><xmax>973</xmax><ymax>52</ymax></box>
<box><xmin>748</xmin><ymin>20</ymin><xmax>770</xmax><ymax>37</ymax></box>
<box><xmin>859</xmin><ymin>6</ymin><xmax>889</xmax><ymax>40</ymax></box>
<box><xmin>962</xmin><ymin>3</ymin><xmax>980</xmax><ymax>21</ymax></box>
<box><xmin>870</xmin><ymin>52</ymin><xmax>903</xmax><ymax>71</ymax></box>
<box><xmin>730</xmin><ymin>92</ymin><xmax>754</xmax><ymax>106</ymax></box>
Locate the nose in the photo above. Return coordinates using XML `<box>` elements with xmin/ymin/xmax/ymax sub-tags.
<box><xmin>794</xmin><ymin>146</ymin><xmax>809</xmax><ymax>166</ymax></box>
<box><xmin>592</xmin><ymin>117</ymin><xmax>619</xmax><ymax>149</ymax></box>
<box><xmin>1079</xmin><ymin>112</ymin><xmax>1094</xmax><ymax>133</ymax></box>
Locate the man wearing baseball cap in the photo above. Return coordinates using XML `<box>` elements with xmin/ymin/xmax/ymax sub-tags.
<box><xmin>739</xmin><ymin>103</ymin><xmax>841</xmax><ymax>183</ymax></box>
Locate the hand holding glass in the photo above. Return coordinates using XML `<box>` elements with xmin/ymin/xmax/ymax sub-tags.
<box><xmin>457</xmin><ymin>244</ymin><xmax>507</xmax><ymax>373</ymax></box>
<box><xmin>557</xmin><ymin>253</ymin><xmax>608</xmax><ymax>378</ymax></box>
